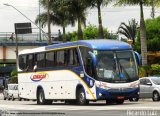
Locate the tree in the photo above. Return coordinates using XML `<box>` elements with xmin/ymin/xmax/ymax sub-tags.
<box><xmin>10</xmin><ymin>69</ymin><xmax>18</xmax><ymax>83</ymax></box>
<box><xmin>150</xmin><ymin>0</ymin><xmax>155</xmax><ymax>18</ymax></box>
<box><xmin>115</xmin><ymin>0</ymin><xmax>151</xmax><ymax>66</ymax></box>
<box><xmin>118</xmin><ymin>19</ymin><xmax>138</xmax><ymax>45</ymax></box>
<box><xmin>66</xmin><ymin>0</ymin><xmax>88</xmax><ymax>40</ymax></box>
<box><xmin>66</xmin><ymin>24</ymin><xmax>117</xmax><ymax>41</ymax></box>
<box><xmin>37</xmin><ymin>0</ymin><xmax>87</xmax><ymax>41</ymax></box>
<box><xmin>36</xmin><ymin>0</ymin><xmax>76</xmax><ymax>42</ymax></box>
<box><xmin>87</xmin><ymin>0</ymin><xmax>111</xmax><ymax>39</ymax></box>
<box><xmin>136</xmin><ymin>16</ymin><xmax>160</xmax><ymax>52</ymax></box>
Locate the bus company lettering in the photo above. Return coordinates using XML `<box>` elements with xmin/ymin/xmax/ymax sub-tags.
<box><xmin>30</xmin><ymin>72</ymin><xmax>48</xmax><ymax>82</ymax></box>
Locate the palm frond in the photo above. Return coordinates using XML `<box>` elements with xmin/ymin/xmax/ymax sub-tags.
<box><xmin>118</xmin><ymin>19</ymin><xmax>138</xmax><ymax>44</ymax></box>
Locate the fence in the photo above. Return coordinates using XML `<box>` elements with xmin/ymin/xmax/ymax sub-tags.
<box><xmin>0</xmin><ymin>32</ymin><xmax>58</xmax><ymax>42</ymax></box>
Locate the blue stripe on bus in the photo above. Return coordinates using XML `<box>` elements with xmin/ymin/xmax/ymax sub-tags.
<box><xmin>46</xmin><ymin>40</ymin><xmax>132</xmax><ymax>50</ymax></box>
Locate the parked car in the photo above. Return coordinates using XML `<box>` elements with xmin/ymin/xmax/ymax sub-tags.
<box><xmin>8</xmin><ymin>84</ymin><xmax>19</xmax><ymax>100</ymax></box>
<box><xmin>3</xmin><ymin>84</ymin><xmax>20</xmax><ymax>101</ymax></box>
<box><xmin>3</xmin><ymin>88</ymin><xmax>8</xmax><ymax>100</ymax></box>
<box><xmin>139</xmin><ymin>77</ymin><xmax>160</xmax><ymax>101</ymax></box>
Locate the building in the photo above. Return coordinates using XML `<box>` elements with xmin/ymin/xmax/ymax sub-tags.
<box><xmin>0</xmin><ymin>32</ymin><xmax>60</xmax><ymax>77</ymax></box>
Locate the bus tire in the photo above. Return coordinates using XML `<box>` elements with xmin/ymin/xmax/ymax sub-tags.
<box><xmin>37</xmin><ymin>89</ymin><xmax>46</xmax><ymax>105</ymax></box>
<box><xmin>77</xmin><ymin>88</ymin><xmax>88</xmax><ymax>105</ymax></box>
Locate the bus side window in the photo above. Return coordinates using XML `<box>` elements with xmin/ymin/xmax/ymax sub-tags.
<box><xmin>27</xmin><ymin>54</ymin><xmax>34</xmax><ymax>71</ymax></box>
<box><xmin>56</xmin><ymin>50</ymin><xmax>65</xmax><ymax>66</ymax></box>
<box><xmin>37</xmin><ymin>52</ymin><xmax>45</xmax><ymax>69</ymax></box>
<box><xmin>46</xmin><ymin>51</ymin><xmax>55</xmax><ymax>67</ymax></box>
<box><xmin>67</xmin><ymin>48</ymin><xmax>79</xmax><ymax>66</ymax></box>
<box><xmin>79</xmin><ymin>47</ymin><xmax>94</xmax><ymax>77</ymax></box>
<box><xmin>19</xmin><ymin>55</ymin><xmax>28</xmax><ymax>71</ymax></box>
<box><xmin>74</xmin><ymin>48</ymin><xmax>80</xmax><ymax>65</ymax></box>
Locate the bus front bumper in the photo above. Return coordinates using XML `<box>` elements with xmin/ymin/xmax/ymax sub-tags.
<box><xmin>96</xmin><ymin>87</ymin><xmax>139</xmax><ymax>100</ymax></box>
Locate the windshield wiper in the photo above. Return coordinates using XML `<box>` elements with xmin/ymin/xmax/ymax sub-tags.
<box><xmin>117</xmin><ymin>60</ymin><xmax>132</xmax><ymax>82</ymax></box>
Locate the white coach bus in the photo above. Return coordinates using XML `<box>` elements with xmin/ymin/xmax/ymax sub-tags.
<box><xmin>18</xmin><ymin>39</ymin><xmax>140</xmax><ymax>105</ymax></box>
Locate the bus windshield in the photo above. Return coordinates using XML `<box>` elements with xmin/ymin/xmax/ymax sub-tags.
<box><xmin>96</xmin><ymin>50</ymin><xmax>138</xmax><ymax>83</ymax></box>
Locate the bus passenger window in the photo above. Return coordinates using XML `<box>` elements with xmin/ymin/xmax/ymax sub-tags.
<box><xmin>56</xmin><ymin>50</ymin><xmax>65</xmax><ymax>66</ymax></box>
<box><xmin>28</xmin><ymin>54</ymin><xmax>34</xmax><ymax>70</ymax></box>
<box><xmin>19</xmin><ymin>55</ymin><xmax>27</xmax><ymax>71</ymax></box>
<box><xmin>37</xmin><ymin>53</ymin><xmax>45</xmax><ymax>68</ymax></box>
<box><xmin>46</xmin><ymin>51</ymin><xmax>55</xmax><ymax>67</ymax></box>
<box><xmin>68</xmin><ymin>49</ymin><xmax>79</xmax><ymax>66</ymax></box>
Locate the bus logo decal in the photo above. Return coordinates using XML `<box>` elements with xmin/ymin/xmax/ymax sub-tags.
<box><xmin>30</xmin><ymin>72</ymin><xmax>48</xmax><ymax>82</ymax></box>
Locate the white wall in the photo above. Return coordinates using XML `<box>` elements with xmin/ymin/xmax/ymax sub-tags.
<box><xmin>1</xmin><ymin>46</ymin><xmax>39</xmax><ymax>60</ymax></box>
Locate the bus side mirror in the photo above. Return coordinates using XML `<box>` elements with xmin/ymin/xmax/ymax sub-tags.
<box><xmin>134</xmin><ymin>51</ymin><xmax>141</xmax><ymax>65</ymax></box>
<box><xmin>88</xmin><ymin>51</ymin><xmax>97</xmax><ymax>67</ymax></box>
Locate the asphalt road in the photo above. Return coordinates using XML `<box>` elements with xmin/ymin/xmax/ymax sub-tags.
<box><xmin>0</xmin><ymin>93</ymin><xmax>160</xmax><ymax>116</ymax></box>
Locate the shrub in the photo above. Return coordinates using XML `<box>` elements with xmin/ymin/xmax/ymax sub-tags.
<box><xmin>151</xmin><ymin>64</ymin><xmax>160</xmax><ymax>75</ymax></box>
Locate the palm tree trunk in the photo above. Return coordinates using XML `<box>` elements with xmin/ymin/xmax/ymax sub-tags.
<box><xmin>97</xmin><ymin>1</ymin><xmax>104</xmax><ymax>39</ymax></box>
<box><xmin>78</xmin><ymin>16</ymin><xmax>83</xmax><ymax>40</ymax></box>
<box><xmin>62</xmin><ymin>24</ymin><xmax>66</xmax><ymax>42</ymax></box>
<box><xmin>47</xmin><ymin>0</ymin><xmax>52</xmax><ymax>44</ymax></box>
<box><xmin>140</xmin><ymin>1</ymin><xmax>148</xmax><ymax>66</ymax></box>
<box><xmin>151</xmin><ymin>0</ymin><xmax>155</xmax><ymax>18</ymax></box>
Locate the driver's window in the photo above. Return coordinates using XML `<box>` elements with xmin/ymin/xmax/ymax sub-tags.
<box><xmin>97</xmin><ymin>52</ymin><xmax>115</xmax><ymax>79</ymax></box>
<box><xmin>79</xmin><ymin>47</ymin><xmax>93</xmax><ymax>77</ymax></box>
<box><xmin>145</xmin><ymin>79</ymin><xmax>151</xmax><ymax>85</ymax></box>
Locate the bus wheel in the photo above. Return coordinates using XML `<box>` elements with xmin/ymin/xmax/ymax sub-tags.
<box><xmin>77</xmin><ymin>88</ymin><xmax>89</xmax><ymax>105</ymax></box>
<box><xmin>116</xmin><ymin>99</ymin><xmax>124</xmax><ymax>104</ymax></box>
<box><xmin>37</xmin><ymin>89</ymin><xmax>46</xmax><ymax>105</ymax></box>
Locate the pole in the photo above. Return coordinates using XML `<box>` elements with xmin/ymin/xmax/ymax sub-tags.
<box><xmin>15</xmin><ymin>33</ymin><xmax>18</xmax><ymax>69</ymax></box>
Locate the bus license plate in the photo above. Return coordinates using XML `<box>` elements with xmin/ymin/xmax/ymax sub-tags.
<box><xmin>117</xmin><ymin>96</ymin><xmax>124</xmax><ymax>99</ymax></box>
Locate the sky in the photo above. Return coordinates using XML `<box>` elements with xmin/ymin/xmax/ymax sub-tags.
<box><xmin>0</xmin><ymin>0</ymin><xmax>160</xmax><ymax>34</ymax></box>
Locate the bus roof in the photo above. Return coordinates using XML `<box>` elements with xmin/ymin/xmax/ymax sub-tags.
<box><xmin>19</xmin><ymin>39</ymin><xmax>132</xmax><ymax>55</ymax></box>
<box><xmin>46</xmin><ymin>39</ymin><xmax>132</xmax><ymax>50</ymax></box>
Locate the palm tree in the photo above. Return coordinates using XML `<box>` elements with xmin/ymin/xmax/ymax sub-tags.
<box><xmin>118</xmin><ymin>19</ymin><xmax>138</xmax><ymax>45</ymax></box>
<box><xmin>37</xmin><ymin>0</ymin><xmax>87</xmax><ymax>41</ymax></box>
<box><xmin>66</xmin><ymin>0</ymin><xmax>88</xmax><ymax>40</ymax></box>
<box><xmin>87</xmin><ymin>0</ymin><xmax>111</xmax><ymax>39</ymax></box>
<box><xmin>35</xmin><ymin>11</ymin><xmax>75</xmax><ymax>42</ymax></box>
<box><xmin>150</xmin><ymin>0</ymin><xmax>155</xmax><ymax>18</ymax></box>
<box><xmin>115</xmin><ymin>0</ymin><xmax>151</xmax><ymax>66</ymax></box>
<box><xmin>36</xmin><ymin>0</ymin><xmax>76</xmax><ymax>42</ymax></box>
